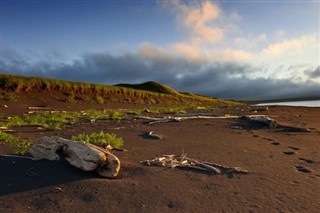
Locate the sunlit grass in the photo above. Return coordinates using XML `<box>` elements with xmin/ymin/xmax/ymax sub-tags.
<box><xmin>71</xmin><ymin>131</ymin><xmax>123</xmax><ymax>149</ymax></box>
<box><xmin>0</xmin><ymin>131</ymin><xmax>32</xmax><ymax>155</ymax></box>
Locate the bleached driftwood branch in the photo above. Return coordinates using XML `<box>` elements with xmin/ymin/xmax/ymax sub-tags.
<box><xmin>141</xmin><ymin>154</ymin><xmax>248</xmax><ymax>175</ymax></box>
<box><xmin>27</xmin><ymin>106</ymin><xmax>53</xmax><ymax>110</ymax></box>
<box><xmin>137</xmin><ymin>115</ymin><xmax>240</xmax><ymax>125</ymax></box>
<box><xmin>29</xmin><ymin>136</ymin><xmax>121</xmax><ymax>178</ymax></box>
<box><xmin>147</xmin><ymin>131</ymin><xmax>163</xmax><ymax>140</ymax></box>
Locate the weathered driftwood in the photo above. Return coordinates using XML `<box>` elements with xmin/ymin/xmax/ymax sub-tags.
<box><xmin>241</xmin><ymin>115</ymin><xmax>277</xmax><ymax>128</ymax></box>
<box><xmin>0</xmin><ymin>127</ymin><xmax>15</xmax><ymax>133</ymax></box>
<box><xmin>241</xmin><ymin>115</ymin><xmax>310</xmax><ymax>132</ymax></box>
<box><xmin>141</xmin><ymin>154</ymin><xmax>248</xmax><ymax>175</ymax></box>
<box><xmin>27</xmin><ymin>106</ymin><xmax>52</xmax><ymax>110</ymax></box>
<box><xmin>137</xmin><ymin>115</ymin><xmax>240</xmax><ymax>125</ymax></box>
<box><xmin>29</xmin><ymin>136</ymin><xmax>121</xmax><ymax>178</ymax></box>
<box><xmin>147</xmin><ymin>131</ymin><xmax>163</xmax><ymax>140</ymax></box>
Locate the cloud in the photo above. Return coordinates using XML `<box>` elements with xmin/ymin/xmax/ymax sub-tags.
<box><xmin>261</xmin><ymin>34</ymin><xmax>318</xmax><ymax>57</ymax></box>
<box><xmin>171</xmin><ymin>42</ymin><xmax>203</xmax><ymax>62</ymax></box>
<box><xmin>165</xmin><ymin>0</ymin><xmax>223</xmax><ymax>45</ymax></box>
<box><xmin>304</xmin><ymin>66</ymin><xmax>320</xmax><ymax>79</ymax></box>
<box><xmin>1</xmin><ymin>46</ymin><xmax>319</xmax><ymax>100</ymax></box>
<box><xmin>234</xmin><ymin>34</ymin><xmax>267</xmax><ymax>50</ymax></box>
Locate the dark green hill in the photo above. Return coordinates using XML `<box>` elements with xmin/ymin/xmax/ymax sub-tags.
<box><xmin>115</xmin><ymin>81</ymin><xmax>180</xmax><ymax>96</ymax></box>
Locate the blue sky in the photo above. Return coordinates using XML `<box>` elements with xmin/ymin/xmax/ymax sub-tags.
<box><xmin>1</xmin><ymin>0</ymin><xmax>319</xmax><ymax>100</ymax></box>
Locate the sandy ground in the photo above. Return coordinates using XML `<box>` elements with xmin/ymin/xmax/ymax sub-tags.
<box><xmin>0</xmin><ymin>98</ymin><xmax>319</xmax><ymax>213</ymax></box>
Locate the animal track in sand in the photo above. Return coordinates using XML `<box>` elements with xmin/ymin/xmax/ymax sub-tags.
<box><xmin>262</xmin><ymin>137</ymin><xmax>274</xmax><ymax>141</ymax></box>
<box><xmin>295</xmin><ymin>165</ymin><xmax>312</xmax><ymax>173</ymax></box>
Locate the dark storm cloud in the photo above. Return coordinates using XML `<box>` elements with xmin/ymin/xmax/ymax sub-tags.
<box><xmin>1</xmin><ymin>48</ymin><xmax>319</xmax><ymax>100</ymax></box>
<box><xmin>304</xmin><ymin>66</ymin><xmax>320</xmax><ymax>78</ymax></box>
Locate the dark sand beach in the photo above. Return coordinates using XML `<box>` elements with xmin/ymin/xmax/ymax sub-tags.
<box><xmin>0</xmin><ymin>98</ymin><xmax>319</xmax><ymax>213</ymax></box>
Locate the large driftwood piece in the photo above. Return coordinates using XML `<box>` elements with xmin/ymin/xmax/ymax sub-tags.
<box><xmin>241</xmin><ymin>115</ymin><xmax>277</xmax><ymax>128</ymax></box>
<box><xmin>29</xmin><ymin>136</ymin><xmax>121</xmax><ymax>178</ymax></box>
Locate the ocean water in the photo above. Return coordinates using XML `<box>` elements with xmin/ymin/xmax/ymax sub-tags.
<box><xmin>256</xmin><ymin>100</ymin><xmax>320</xmax><ymax>107</ymax></box>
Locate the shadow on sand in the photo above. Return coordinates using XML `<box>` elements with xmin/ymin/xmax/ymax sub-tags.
<box><xmin>0</xmin><ymin>156</ymin><xmax>99</xmax><ymax>196</ymax></box>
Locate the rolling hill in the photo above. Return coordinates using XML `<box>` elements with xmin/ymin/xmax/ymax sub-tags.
<box><xmin>0</xmin><ymin>73</ymin><xmax>237</xmax><ymax>106</ymax></box>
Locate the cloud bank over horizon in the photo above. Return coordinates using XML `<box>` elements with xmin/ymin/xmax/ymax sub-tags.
<box><xmin>1</xmin><ymin>0</ymin><xmax>319</xmax><ymax>100</ymax></box>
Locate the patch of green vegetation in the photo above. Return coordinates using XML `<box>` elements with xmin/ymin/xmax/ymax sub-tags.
<box><xmin>94</xmin><ymin>95</ymin><xmax>105</xmax><ymax>104</ymax></box>
<box><xmin>0</xmin><ymin>131</ymin><xmax>32</xmax><ymax>155</ymax></box>
<box><xmin>108</xmin><ymin>110</ymin><xmax>123</xmax><ymax>120</ymax></box>
<box><xmin>71</xmin><ymin>131</ymin><xmax>123</xmax><ymax>148</ymax></box>
<box><xmin>65</xmin><ymin>94</ymin><xmax>77</xmax><ymax>103</ymax></box>
<box><xmin>2</xmin><ymin>111</ymin><xmax>80</xmax><ymax>130</ymax></box>
<box><xmin>0</xmin><ymin>92</ymin><xmax>18</xmax><ymax>102</ymax></box>
<box><xmin>0</xmin><ymin>109</ymin><xmax>125</xmax><ymax>131</ymax></box>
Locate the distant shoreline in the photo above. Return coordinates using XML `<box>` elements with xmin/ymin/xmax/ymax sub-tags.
<box><xmin>255</xmin><ymin>100</ymin><xmax>320</xmax><ymax>107</ymax></box>
<box><xmin>240</xmin><ymin>96</ymin><xmax>320</xmax><ymax>104</ymax></box>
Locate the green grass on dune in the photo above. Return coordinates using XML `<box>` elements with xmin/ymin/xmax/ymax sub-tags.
<box><xmin>115</xmin><ymin>81</ymin><xmax>180</xmax><ymax>96</ymax></box>
<box><xmin>0</xmin><ymin>73</ymin><xmax>239</xmax><ymax>106</ymax></box>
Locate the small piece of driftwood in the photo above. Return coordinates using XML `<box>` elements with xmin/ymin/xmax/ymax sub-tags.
<box><xmin>147</xmin><ymin>131</ymin><xmax>163</xmax><ymax>140</ymax></box>
<box><xmin>141</xmin><ymin>154</ymin><xmax>248</xmax><ymax>175</ymax></box>
<box><xmin>29</xmin><ymin>136</ymin><xmax>121</xmax><ymax>178</ymax></box>
<box><xmin>27</xmin><ymin>106</ymin><xmax>52</xmax><ymax>110</ymax></box>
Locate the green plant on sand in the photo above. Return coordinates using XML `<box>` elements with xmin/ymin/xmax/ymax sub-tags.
<box><xmin>71</xmin><ymin>131</ymin><xmax>123</xmax><ymax>149</ymax></box>
<box><xmin>0</xmin><ymin>131</ymin><xmax>32</xmax><ymax>155</ymax></box>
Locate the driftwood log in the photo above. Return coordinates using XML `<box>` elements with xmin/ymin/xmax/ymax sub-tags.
<box><xmin>29</xmin><ymin>136</ymin><xmax>121</xmax><ymax>178</ymax></box>
<box><xmin>241</xmin><ymin>115</ymin><xmax>277</xmax><ymax>128</ymax></box>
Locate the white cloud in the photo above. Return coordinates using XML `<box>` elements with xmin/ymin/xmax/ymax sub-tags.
<box><xmin>139</xmin><ymin>43</ymin><xmax>170</xmax><ymax>61</ymax></box>
<box><xmin>261</xmin><ymin>34</ymin><xmax>318</xmax><ymax>57</ymax></box>
<box><xmin>171</xmin><ymin>42</ymin><xmax>203</xmax><ymax>62</ymax></box>
<box><xmin>169</xmin><ymin>0</ymin><xmax>224</xmax><ymax>45</ymax></box>
<box><xmin>234</xmin><ymin>34</ymin><xmax>267</xmax><ymax>50</ymax></box>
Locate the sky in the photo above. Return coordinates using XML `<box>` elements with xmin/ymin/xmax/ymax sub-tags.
<box><xmin>0</xmin><ymin>0</ymin><xmax>319</xmax><ymax>100</ymax></box>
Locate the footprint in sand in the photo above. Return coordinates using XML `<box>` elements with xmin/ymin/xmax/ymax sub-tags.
<box><xmin>295</xmin><ymin>165</ymin><xmax>312</xmax><ymax>174</ymax></box>
<box><xmin>298</xmin><ymin>158</ymin><xmax>316</xmax><ymax>164</ymax></box>
<box><xmin>288</xmin><ymin>146</ymin><xmax>300</xmax><ymax>151</ymax></box>
<box><xmin>283</xmin><ymin>151</ymin><xmax>297</xmax><ymax>155</ymax></box>
<box><xmin>262</xmin><ymin>137</ymin><xmax>273</xmax><ymax>141</ymax></box>
<box><xmin>271</xmin><ymin>142</ymin><xmax>281</xmax><ymax>146</ymax></box>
